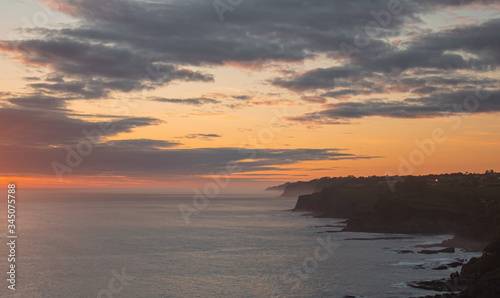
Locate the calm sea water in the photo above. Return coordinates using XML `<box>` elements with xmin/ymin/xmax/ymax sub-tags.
<box><xmin>0</xmin><ymin>189</ymin><xmax>480</xmax><ymax>298</ymax></box>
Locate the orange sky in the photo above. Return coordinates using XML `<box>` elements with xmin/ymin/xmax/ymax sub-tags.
<box><xmin>0</xmin><ymin>0</ymin><xmax>499</xmax><ymax>189</ymax></box>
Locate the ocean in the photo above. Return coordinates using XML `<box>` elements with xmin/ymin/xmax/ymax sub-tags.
<box><xmin>0</xmin><ymin>189</ymin><xmax>481</xmax><ymax>297</ymax></box>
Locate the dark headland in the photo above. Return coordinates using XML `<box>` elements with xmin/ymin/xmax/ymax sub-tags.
<box><xmin>267</xmin><ymin>171</ymin><xmax>500</xmax><ymax>297</ymax></box>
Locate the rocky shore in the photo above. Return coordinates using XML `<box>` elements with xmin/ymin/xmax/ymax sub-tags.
<box><xmin>271</xmin><ymin>173</ymin><xmax>500</xmax><ymax>296</ymax></box>
<box><xmin>410</xmin><ymin>235</ymin><xmax>500</xmax><ymax>297</ymax></box>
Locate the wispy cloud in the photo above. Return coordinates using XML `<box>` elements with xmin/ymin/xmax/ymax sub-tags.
<box><xmin>289</xmin><ymin>90</ymin><xmax>500</xmax><ymax>124</ymax></box>
<box><xmin>182</xmin><ymin>134</ymin><xmax>222</xmax><ymax>140</ymax></box>
<box><xmin>152</xmin><ymin>97</ymin><xmax>220</xmax><ymax>106</ymax></box>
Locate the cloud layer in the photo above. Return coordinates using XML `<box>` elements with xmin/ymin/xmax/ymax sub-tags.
<box><xmin>1</xmin><ymin>0</ymin><xmax>499</xmax><ymax>182</ymax></box>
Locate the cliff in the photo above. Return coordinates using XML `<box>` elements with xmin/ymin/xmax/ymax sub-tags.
<box><xmin>344</xmin><ymin>185</ymin><xmax>500</xmax><ymax>242</ymax></box>
<box><xmin>458</xmin><ymin>235</ymin><xmax>500</xmax><ymax>297</ymax></box>
<box><xmin>291</xmin><ymin>179</ymin><xmax>500</xmax><ymax>243</ymax></box>
<box><xmin>283</xmin><ymin>173</ymin><xmax>500</xmax><ymax>296</ymax></box>
<box><xmin>293</xmin><ymin>184</ymin><xmax>381</xmax><ymax>218</ymax></box>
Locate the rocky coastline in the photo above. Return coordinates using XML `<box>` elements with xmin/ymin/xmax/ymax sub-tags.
<box><xmin>271</xmin><ymin>173</ymin><xmax>500</xmax><ymax>297</ymax></box>
<box><xmin>289</xmin><ymin>176</ymin><xmax>500</xmax><ymax>245</ymax></box>
<box><xmin>410</xmin><ymin>235</ymin><xmax>500</xmax><ymax>297</ymax></box>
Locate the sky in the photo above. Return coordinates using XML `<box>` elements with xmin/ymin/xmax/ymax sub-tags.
<box><xmin>0</xmin><ymin>0</ymin><xmax>499</xmax><ymax>189</ymax></box>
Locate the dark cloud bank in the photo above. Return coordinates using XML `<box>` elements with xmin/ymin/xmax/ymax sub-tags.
<box><xmin>1</xmin><ymin>0</ymin><xmax>499</xmax><ymax>179</ymax></box>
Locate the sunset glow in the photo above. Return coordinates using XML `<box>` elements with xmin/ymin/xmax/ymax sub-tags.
<box><xmin>1</xmin><ymin>0</ymin><xmax>499</xmax><ymax>189</ymax></box>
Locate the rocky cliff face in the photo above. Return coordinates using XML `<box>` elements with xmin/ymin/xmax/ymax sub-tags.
<box><xmin>282</xmin><ymin>181</ymin><xmax>319</xmax><ymax>197</ymax></box>
<box><xmin>293</xmin><ymin>186</ymin><xmax>360</xmax><ymax>218</ymax></box>
<box><xmin>458</xmin><ymin>236</ymin><xmax>500</xmax><ymax>297</ymax></box>
<box><xmin>293</xmin><ymin>192</ymin><xmax>321</xmax><ymax>211</ymax></box>
<box><xmin>345</xmin><ymin>203</ymin><xmax>460</xmax><ymax>235</ymax></box>
<box><xmin>292</xmin><ymin>183</ymin><xmax>500</xmax><ymax>243</ymax></box>
<box><xmin>285</xmin><ymin>176</ymin><xmax>500</xmax><ymax>297</ymax></box>
<box><xmin>344</xmin><ymin>193</ymin><xmax>500</xmax><ymax>242</ymax></box>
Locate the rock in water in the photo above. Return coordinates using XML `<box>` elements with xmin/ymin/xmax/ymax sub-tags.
<box><xmin>433</xmin><ymin>265</ymin><xmax>449</xmax><ymax>270</ymax></box>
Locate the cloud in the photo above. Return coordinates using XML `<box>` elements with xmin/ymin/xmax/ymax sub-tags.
<box><xmin>289</xmin><ymin>90</ymin><xmax>500</xmax><ymax>124</ymax></box>
<box><xmin>0</xmin><ymin>99</ymin><xmax>377</xmax><ymax>177</ymax></box>
<box><xmin>5</xmin><ymin>94</ymin><xmax>71</xmax><ymax>110</ymax></box>
<box><xmin>412</xmin><ymin>86</ymin><xmax>437</xmax><ymax>95</ymax></box>
<box><xmin>322</xmin><ymin>89</ymin><xmax>360</xmax><ymax>99</ymax></box>
<box><xmin>28</xmin><ymin>81</ymin><xmax>108</xmax><ymax>99</ymax></box>
<box><xmin>301</xmin><ymin>96</ymin><xmax>327</xmax><ymax>104</ymax></box>
<box><xmin>105</xmin><ymin>139</ymin><xmax>181</xmax><ymax>149</ymax></box>
<box><xmin>183</xmin><ymin>134</ymin><xmax>222</xmax><ymax>140</ymax></box>
<box><xmin>0</xmin><ymin>0</ymin><xmax>498</xmax><ymax>183</ymax></box>
<box><xmin>232</xmin><ymin>95</ymin><xmax>252</xmax><ymax>101</ymax></box>
<box><xmin>272</xmin><ymin>17</ymin><xmax>500</xmax><ymax>97</ymax></box>
<box><xmin>0</xmin><ymin>38</ymin><xmax>214</xmax><ymax>98</ymax></box>
<box><xmin>153</xmin><ymin>97</ymin><xmax>220</xmax><ymax>105</ymax></box>
<box><xmin>272</xmin><ymin>66</ymin><xmax>366</xmax><ymax>91</ymax></box>
<box><xmin>0</xmin><ymin>143</ymin><xmax>378</xmax><ymax>178</ymax></box>
<box><xmin>3</xmin><ymin>0</ymin><xmax>494</xmax><ymax>100</ymax></box>
<box><xmin>0</xmin><ymin>107</ymin><xmax>161</xmax><ymax>147</ymax></box>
